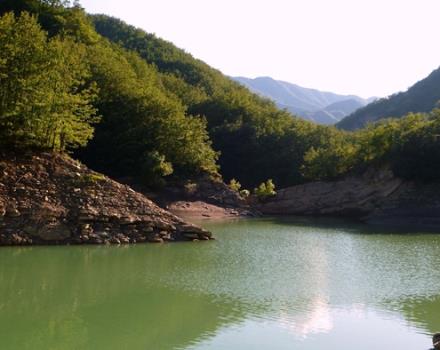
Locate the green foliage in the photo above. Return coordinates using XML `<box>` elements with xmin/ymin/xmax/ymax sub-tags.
<box><xmin>3</xmin><ymin>2</ymin><xmax>440</xmax><ymax>190</ymax></box>
<box><xmin>70</xmin><ymin>171</ymin><xmax>106</xmax><ymax>187</ymax></box>
<box><xmin>389</xmin><ymin>110</ymin><xmax>440</xmax><ymax>181</ymax></box>
<box><xmin>228</xmin><ymin>179</ymin><xmax>241</xmax><ymax>192</ymax></box>
<box><xmin>90</xmin><ymin>14</ymin><xmax>329</xmax><ymax>188</ymax></box>
<box><xmin>0</xmin><ymin>11</ymin><xmax>98</xmax><ymax>151</ymax></box>
<box><xmin>0</xmin><ymin>0</ymin><xmax>99</xmax><ymax>43</ymax></box>
<box><xmin>254</xmin><ymin>179</ymin><xmax>276</xmax><ymax>199</ymax></box>
<box><xmin>81</xmin><ymin>172</ymin><xmax>106</xmax><ymax>185</ymax></box>
<box><xmin>338</xmin><ymin>67</ymin><xmax>440</xmax><ymax>130</ymax></box>
<box><xmin>79</xmin><ymin>41</ymin><xmax>218</xmax><ymax>183</ymax></box>
<box><xmin>140</xmin><ymin>151</ymin><xmax>173</xmax><ymax>188</ymax></box>
<box><xmin>302</xmin><ymin>111</ymin><xmax>440</xmax><ymax>182</ymax></box>
<box><xmin>301</xmin><ymin>125</ymin><xmax>357</xmax><ymax>180</ymax></box>
<box><xmin>0</xmin><ymin>5</ymin><xmax>218</xmax><ymax>187</ymax></box>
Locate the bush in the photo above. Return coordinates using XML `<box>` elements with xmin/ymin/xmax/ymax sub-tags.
<box><xmin>140</xmin><ymin>151</ymin><xmax>173</xmax><ymax>188</ymax></box>
<box><xmin>253</xmin><ymin>179</ymin><xmax>276</xmax><ymax>199</ymax></box>
<box><xmin>228</xmin><ymin>178</ymin><xmax>241</xmax><ymax>192</ymax></box>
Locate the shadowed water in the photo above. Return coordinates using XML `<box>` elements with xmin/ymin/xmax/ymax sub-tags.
<box><xmin>0</xmin><ymin>217</ymin><xmax>439</xmax><ymax>349</ymax></box>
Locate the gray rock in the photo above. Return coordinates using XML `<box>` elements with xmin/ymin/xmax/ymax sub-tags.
<box><xmin>258</xmin><ymin>168</ymin><xmax>440</xmax><ymax>227</ymax></box>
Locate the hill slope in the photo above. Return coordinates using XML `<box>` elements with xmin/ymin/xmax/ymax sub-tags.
<box><xmin>4</xmin><ymin>1</ymin><xmax>439</xmax><ymax>192</ymax></box>
<box><xmin>338</xmin><ymin>66</ymin><xmax>440</xmax><ymax>130</ymax></box>
<box><xmin>233</xmin><ymin>76</ymin><xmax>371</xmax><ymax>124</ymax></box>
<box><xmin>88</xmin><ymin>14</ymin><xmax>334</xmax><ymax>188</ymax></box>
<box><xmin>2</xmin><ymin>1</ymin><xmax>343</xmax><ymax>190</ymax></box>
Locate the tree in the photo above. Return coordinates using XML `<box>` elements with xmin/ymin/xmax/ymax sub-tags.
<box><xmin>254</xmin><ymin>179</ymin><xmax>276</xmax><ymax>199</ymax></box>
<box><xmin>77</xmin><ymin>41</ymin><xmax>218</xmax><ymax>184</ymax></box>
<box><xmin>0</xmin><ymin>12</ymin><xmax>98</xmax><ymax>151</ymax></box>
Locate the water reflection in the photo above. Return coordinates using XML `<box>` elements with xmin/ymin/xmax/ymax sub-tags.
<box><xmin>386</xmin><ymin>295</ymin><xmax>440</xmax><ymax>335</ymax></box>
<box><xmin>0</xmin><ymin>217</ymin><xmax>439</xmax><ymax>349</ymax></box>
<box><xmin>0</xmin><ymin>246</ymin><xmax>255</xmax><ymax>350</ymax></box>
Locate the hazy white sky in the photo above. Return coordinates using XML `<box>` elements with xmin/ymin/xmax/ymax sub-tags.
<box><xmin>81</xmin><ymin>0</ymin><xmax>440</xmax><ymax>98</ymax></box>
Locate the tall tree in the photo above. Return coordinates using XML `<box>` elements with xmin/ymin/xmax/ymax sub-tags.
<box><xmin>0</xmin><ymin>12</ymin><xmax>98</xmax><ymax>151</ymax></box>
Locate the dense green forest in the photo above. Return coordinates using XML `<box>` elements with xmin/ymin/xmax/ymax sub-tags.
<box><xmin>304</xmin><ymin>110</ymin><xmax>440</xmax><ymax>182</ymax></box>
<box><xmin>337</xmin><ymin>67</ymin><xmax>440</xmax><ymax>130</ymax></box>
<box><xmin>88</xmin><ymin>14</ymin><xmax>340</xmax><ymax>188</ymax></box>
<box><xmin>1</xmin><ymin>0</ymin><xmax>439</xmax><ymax>190</ymax></box>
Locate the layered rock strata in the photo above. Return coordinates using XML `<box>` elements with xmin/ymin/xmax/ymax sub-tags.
<box><xmin>258</xmin><ymin>168</ymin><xmax>440</xmax><ymax>228</ymax></box>
<box><xmin>0</xmin><ymin>152</ymin><xmax>213</xmax><ymax>246</ymax></box>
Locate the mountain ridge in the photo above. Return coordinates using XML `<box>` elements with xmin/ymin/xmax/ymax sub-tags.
<box><xmin>232</xmin><ymin>76</ymin><xmax>374</xmax><ymax>124</ymax></box>
<box><xmin>337</xmin><ymin>66</ymin><xmax>440</xmax><ymax>130</ymax></box>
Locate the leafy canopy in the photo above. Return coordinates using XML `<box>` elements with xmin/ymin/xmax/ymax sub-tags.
<box><xmin>0</xmin><ymin>11</ymin><xmax>98</xmax><ymax>151</ymax></box>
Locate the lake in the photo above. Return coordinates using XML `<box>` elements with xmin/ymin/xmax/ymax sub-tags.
<box><xmin>0</xmin><ymin>217</ymin><xmax>439</xmax><ymax>349</ymax></box>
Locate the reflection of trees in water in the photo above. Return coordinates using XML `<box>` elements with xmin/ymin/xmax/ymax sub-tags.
<box><xmin>384</xmin><ymin>295</ymin><xmax>440</xmax><ymax>335</ymax></box>
<box><xmin>0</xmin><ymin>246</ymin><xmax>257</xmax><ymax>350</ymax></box>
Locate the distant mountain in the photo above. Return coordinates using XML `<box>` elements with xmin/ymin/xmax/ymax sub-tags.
<box><xmin>337</xmin><ymin>66</ymin><xmax>440</xmax><ymax>130</ymax></box>
<box><xmin>232</xmin><ymin>76</ymin><xmax>373</xmax><ymax>124</ymax></box>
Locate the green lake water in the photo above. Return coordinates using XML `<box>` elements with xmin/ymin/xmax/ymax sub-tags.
<box><xmin>0</xmin><ymin>217</ymin><xmax>439</xmax><ymax>349</ymax></box>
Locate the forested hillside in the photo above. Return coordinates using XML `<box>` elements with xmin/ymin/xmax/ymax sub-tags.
<box><xmin>88</xmin><ymin>14</ymin><xmax>337</xmax><ymax>188</ymax></box>
<box><xmin>0</xmin><ymin>0</ymin><xmax>334</xmax><ymax>187</ymax></box>
<box><xmin>0</xmin><ymin>0</ymin><xmax>218</xmax><ymax>186</ymax></box>
<box><xmin>1</xmin><ymin>0</ymin><xmax>439</xmax><ymax>193</ymax></box>
<box><xmin>338</xmin><ymin>67</ymin><xmax>440</xmax><ymax>130</ymax></box>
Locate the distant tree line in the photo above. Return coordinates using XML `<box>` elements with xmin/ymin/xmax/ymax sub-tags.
<box><xmin>304</xmin><ymin>111</ymin><xmax>440</xmax><ymax>182</ymax></box>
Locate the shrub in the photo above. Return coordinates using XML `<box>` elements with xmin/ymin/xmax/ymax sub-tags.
<box><xmin>254</xmin><ymin>179</ymin><xmax>276</xmax><ymax>199</ymax></box>
<box><xmin>228</xmin><ymin>178</ymin><xmax>241</xmax><ymax>192</ymax></box>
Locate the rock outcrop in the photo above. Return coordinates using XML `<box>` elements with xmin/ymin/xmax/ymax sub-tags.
<box><xmin>257</xmin><ymin>168</ymin><xmax>440</xmax><ymax>228</ymax></box>
<box><xmin>0</xmin><ymin>152</ymin><xmax>213</xmax><ymax>246</ymax></box>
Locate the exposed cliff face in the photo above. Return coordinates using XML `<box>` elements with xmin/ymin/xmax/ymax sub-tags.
<box><xmin>0</xmin><ymin>152</ymin><xmax>213</xmax><ymax>246</ymax></box>
<box><xmin>258</xmin><ymin>168</ymin><xmax>440</xmax><ymax>228</ymax></box>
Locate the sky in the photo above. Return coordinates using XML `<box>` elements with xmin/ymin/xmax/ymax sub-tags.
<box><xmin>80</xmin><ymin>0</ymin><xmax>440</xmax><ymax>98</ymax></box>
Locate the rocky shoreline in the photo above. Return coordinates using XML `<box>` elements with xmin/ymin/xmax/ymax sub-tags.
<box><xmin>0</xmin><ymin>152</ymin><xmax>213</xmax><ymax>246</ymax></box>
<box><xmin>257</xmin><ymin>168</ymin><xmax>440</xmax><ymax>228</ymax></box>
<box><xmin>2</xmin><ymin>152</ymin><xmax>439</xmax><ymax>247</ymax></box>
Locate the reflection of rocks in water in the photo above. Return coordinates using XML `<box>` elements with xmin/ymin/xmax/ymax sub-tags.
<box><xmin>0</xmin><ymin>246</ymin><xmax>254</xmax><ymax>350</ymax></box>
<box><xmin>384</xmin><ymin>295</ymin><xmax>440</xmax><ymax>335</ymax></box>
